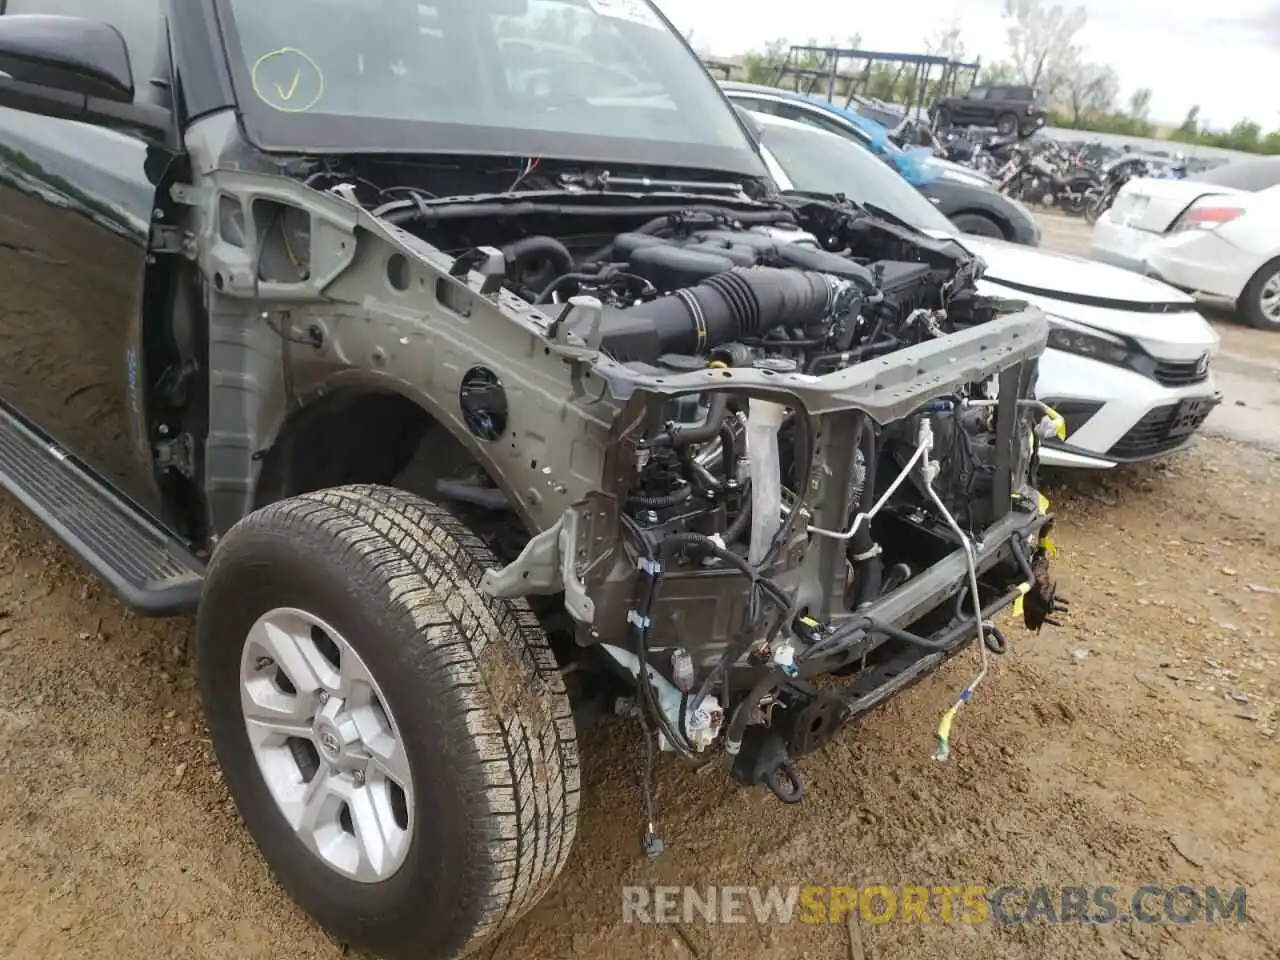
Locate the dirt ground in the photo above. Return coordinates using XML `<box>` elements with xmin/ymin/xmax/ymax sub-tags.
<box><xmin>1</xmin><ymin>215</ymin><xmax>1278</xmax><ymax>960</ymax></box>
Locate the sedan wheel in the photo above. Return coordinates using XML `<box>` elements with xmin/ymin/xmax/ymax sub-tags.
<box><xmin>1242</xmin><ymin>259</ymin><xmax>1280</xmax><ymax>331</ymax></box>
<box><xmin>1259</xmin><ymin>273</ymin><xmax>1280</xmax><ymax>326</ymax></box>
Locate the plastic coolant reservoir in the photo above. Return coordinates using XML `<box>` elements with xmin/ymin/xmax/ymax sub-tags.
<box><xmin>746</xmin><ymin>399</ymin><xmax>787</xmax><ymax>566</ymax></box>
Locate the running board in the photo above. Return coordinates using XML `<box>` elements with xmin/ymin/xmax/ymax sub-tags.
<box><xmin>0</xmin><ymin>406</ymin><xmax>204</xmax><ymax>614</ymax></box>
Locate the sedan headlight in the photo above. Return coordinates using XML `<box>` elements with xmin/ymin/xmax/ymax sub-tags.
<box><xmin>1046</xmin><ymin>317</ymin><xmax>1131</xmax><ymax>366</ymax></box>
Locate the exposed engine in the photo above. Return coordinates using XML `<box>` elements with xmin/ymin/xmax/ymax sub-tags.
<box><xmin>513</xmin><ymin>208</ymin><xmax>988</xmax><ymax>375</ymax></box>
<box><xmin>302</xmin><ymin>177</ymin><xmax>1060</xmax><ymax>807</ymax></box>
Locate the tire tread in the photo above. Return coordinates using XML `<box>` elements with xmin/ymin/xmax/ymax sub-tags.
<box><xmin>204</xmin><ymin>484</ymin><xmax>579</xmax><ymax>958</ymax></box>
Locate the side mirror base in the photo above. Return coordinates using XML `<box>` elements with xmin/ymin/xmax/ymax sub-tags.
<box><xmin>0</xmin><ymin>77</ymin><xmax>171</xmax><ymax>140</ymax></box>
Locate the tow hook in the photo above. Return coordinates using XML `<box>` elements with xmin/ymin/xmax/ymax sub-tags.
<box><xmin>728</xmin><ymin>728</ymin><xmax>805</xmax><ymax>804</ymax></box>
<box><xmin>1023</xmin><ymin>546</ymin><xmax>1067</xmax><ymax>631</ymax></box>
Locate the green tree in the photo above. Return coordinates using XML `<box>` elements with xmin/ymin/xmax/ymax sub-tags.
<box><xmin>1062</xmin><ymin>63</ymin><xmax>1118</xmax><ymax>126</ymax></box>
<box><xmin>1128</xmin><ymin>88</ymin><xmax>1152</xmax><ymax>123</ymax></box>
<box><xmin>1175</xmin><ymin>104</ymin><xmax>1201</xmax><ymax>139</ymax></box>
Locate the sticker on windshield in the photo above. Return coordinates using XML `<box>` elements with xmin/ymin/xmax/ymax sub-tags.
<box><xmin>587</xmin><ymin>0</ymin><xmax>664</xmax><ymax>30</ymax></box>
<box><xmin>251</xmin><ymin>47</ymin><xmax>325</xmax><ymax>113</ymax></box>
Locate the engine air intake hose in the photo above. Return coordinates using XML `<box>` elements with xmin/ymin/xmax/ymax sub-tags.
<box><xmin>598</xmin><ymin>267</ymin><xmax>834</xmax><ymax>363</ymax></box>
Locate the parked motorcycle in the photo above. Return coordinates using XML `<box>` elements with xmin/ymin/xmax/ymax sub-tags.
<box><xmin>995</xmin><ymin>143</ymin><xmax>1101</xmax><ymax>215</ymax></box>
<box><xmin>1084</xmin><ymin>155</ymin><xmax>1152</xmax><ymax>224</ymax></box>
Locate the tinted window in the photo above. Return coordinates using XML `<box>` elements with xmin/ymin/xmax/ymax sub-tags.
<box><xmin>969</xmin><ymin>85</ymin><xmax>990</xmax><ymax>100</ymax></box>
<box><xmin>760</xmin><ymin>120</ymin><xmax>956</xmax><ymax>235</ymax></box>
<box><xmin>2</xmin><ymin>0</ymin><xmax>164</xmax><ymax>102</ymax></box>
<box><xmin>1192</xmin><ymin>158</ymin><xmax>1280</xmax><ymax>192</ymax></box>
<box><xmin>726</xmin><ymin>96</ymin><xmax>780</xmax><ymax>117</ymax></box>
<box><xmin>854</xmin><ymin>102</ymin><xmax>902</xmax><ymax>128</ymax></box>
<box><xmin>773</xmin><ymin>102</ymin><xmax>862</xmax><ymax>141</ymax></box>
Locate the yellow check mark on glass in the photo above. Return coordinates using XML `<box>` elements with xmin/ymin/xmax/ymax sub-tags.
<box><xmin>274</xmin><ymin>71</ymin><xmax>301</xmax><ymax>101</ymax></box>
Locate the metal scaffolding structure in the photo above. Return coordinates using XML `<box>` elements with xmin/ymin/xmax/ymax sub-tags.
<box><xmin>772</xmin><ymin>45</ymin><xmax>981</xmax><ymax>119</ymax></box>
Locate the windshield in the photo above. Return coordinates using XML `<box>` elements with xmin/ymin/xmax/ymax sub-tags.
<box><xmin>218</xmin><ymin>0</ymin><xmax>763</xmax><ymax>175</ymax></box>
<box><xmin>761</xmin><ymin>121</ymin><xmax>958</xmax><ymax>235</ymax></box>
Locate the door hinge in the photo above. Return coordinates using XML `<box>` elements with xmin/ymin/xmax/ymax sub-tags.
<box><xmin>148</xmin><ymin>224</ymin><xmax>195</xmax><ymax>258</ymax></box>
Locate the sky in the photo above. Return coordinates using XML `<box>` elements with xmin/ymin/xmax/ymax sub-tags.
<box><xmin>655</xmin><ymin>0</ymin><xmax>1280</xmax><ymax>129</ymax></box>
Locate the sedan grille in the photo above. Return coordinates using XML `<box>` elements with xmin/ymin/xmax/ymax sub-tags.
<box><xmin>1152</xmin><ymin>356</ymin><xmax>1210</xmax><ymax>387</ymax></box>
<box><xmin>1109</xmin><ymin>399</ymin><xmax>1217</xmax><ymax>459</ymax></box>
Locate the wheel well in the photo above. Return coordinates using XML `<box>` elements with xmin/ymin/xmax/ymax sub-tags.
<box><xmin>252</xmin><ymin>387</ymin><xmax>578</xmax><ymax>672</ymax></box>
<box><xmin>254</xmin><ymin>389</ymin><xmax>476</xmax><ymax>506</ymax></box>
<box><xmin>950</xmin><ymin>209</ymin><xmax>1010</xmax><ymax>240</ymax></box>
<box><xmin>1244</xmin><ymin>255</ymin><xmax>1280</xmax><ymax>300</ymax></box>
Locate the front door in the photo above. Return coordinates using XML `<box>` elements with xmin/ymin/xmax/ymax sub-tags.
<box><xmin>0</xmin><ymin>0</ymin><xmax>167</xmax><ymax>516</ymax></box>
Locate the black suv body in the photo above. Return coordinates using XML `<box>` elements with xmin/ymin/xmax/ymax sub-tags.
<box><xmin>933</xmin><ymin>84</ymin><xmax>1049</xmax><ymax>137</ymax></box>
<box><xmin>0</xmin><ymin>3</ymin><xmax>1060</xmax><ymax>959</ymax></box>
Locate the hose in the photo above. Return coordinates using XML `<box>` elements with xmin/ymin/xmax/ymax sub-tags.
<box><xmin>626</xmin><ymin>486</ymin><xmax>693</xmax><ymax>510</ymax></box>
<box><xmin>532</xmin><ymin>272</ymin><xmax>600</xmax><ymax>304</ymax></box>
<box><xmin>849</xmin><ymin>417</ymin><xmax>883</xmax><ymax>608</ymax></box>
<box><xmin>724</xmin><ymin>487</ymin><xmax>751</xmax><ymax>544</ymax></box>
<box><xmin>650</xmin><ymin>393</ymin><xmax>731</xmax><ymax>448</ymax></box>
<box><xmin>597</xmin><ymin>267</ymin><xmax>834</xmax><ymax>363</ymax></box>
<box><xmin>724</xmin><ymin>669</ymin><xmax>784</xmax><ymax>755</ymax></box>
<box><xmin>500</xmin><ymin>235</ymin><xmax>573</xmax><ymax>281</ymax></box>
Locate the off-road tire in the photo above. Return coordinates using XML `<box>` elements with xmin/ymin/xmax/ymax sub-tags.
<box><xmin>197</xmin><ymin>484</ymin><xmax>580</xmax><ymax>960</ymax></box>
<box><xmin>951</xmin><ymin>212</ymin><xmax>1006</xmax><ymax>239</ymax></box>
<box><xmin>934</xmin><ymin>106</ymin><xmax>953</xmax><ymax>129</ymax></box>
<box><xmin>1240</xmin><ymin>257</ymin><xmax>1280</xmax><ymax>331</ymax></box>
<box><xmin>996</xmin><ymin>112</ymin><xmax>1018</xmax><ymax>136</ymax></box>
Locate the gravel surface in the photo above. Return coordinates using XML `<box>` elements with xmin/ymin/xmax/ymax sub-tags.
<box><xmin>0</xmin><ymin>214</ymin><xmax>1276</xmax><ymax>960</ymax></box>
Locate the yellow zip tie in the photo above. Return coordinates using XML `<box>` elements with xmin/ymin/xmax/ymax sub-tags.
<box><xmin>933</xmin><ymin>699</ymin><xmax>963</xmax><ymax>762</ymax></box>
<box><xmin>1040</xmin><ymin>404</ymin><xmax>1067</xmax><ymax>441</ymax></box>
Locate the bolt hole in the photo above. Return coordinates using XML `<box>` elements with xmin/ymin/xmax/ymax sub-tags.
<box><xmin>312</xmin><ymin>625</ymin><xmax>341</xmax><ymax>671</ymax></box>
<box><xmin>388</xmin><ymin>782</ymin><xmax>409</xmax><ymax>830</ymax></box>
<box><xmin>274</xmin><ymin>667</ymin><xmax>297</xmax><ymax>696</ymax></box>
<box><xmin>287</xmin><ymin>737</ymin><xmax>320</xmax><ymax>781</ymax></box>
<box><xmin>386</xmin><ymin>253</ymin><xmax>410</xmax><ymax>291</ymax></box>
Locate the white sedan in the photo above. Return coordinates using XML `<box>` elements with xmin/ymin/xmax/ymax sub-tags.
<box><xmin>1089</xmin><ymin>158</ymin><xmax>1280</xmax><ymax>330</ymax></box>
<box><xmin>750</xmin><ymin>111</ymin><xmax>1222</xmax><ymax>469</ymax></box>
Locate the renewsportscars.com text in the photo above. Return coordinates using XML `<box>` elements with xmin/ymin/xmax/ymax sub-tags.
<box><xmin>621</xmin><ymin>884</ymin><xmax>1248</xmax><ymax>926</ymax></box>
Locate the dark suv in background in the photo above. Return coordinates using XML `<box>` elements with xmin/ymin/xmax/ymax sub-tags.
<box><xmin>932</xmin><ymin>84</ymin><xmax>1048</xmax><ymax>137</ymax></box>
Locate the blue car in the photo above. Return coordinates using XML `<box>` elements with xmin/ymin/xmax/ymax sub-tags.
<box><xmin>720</xmin><ymin>81</ymin><xmax>957</xmax><ymax>187</ymax></box>
<box><xmin>722</xmin><ymin>81</ymin><xmax>1041</xmax><ymax>245</ymax></box>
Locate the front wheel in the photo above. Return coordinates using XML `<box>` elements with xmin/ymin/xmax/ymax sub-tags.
<box><xmin>996</xmin><ymin>112</ymin><xmax>1018</xmax><ymax>136</ymax></box>
<box><xmin>1084</xmin><ymin>188</ymin><xmax>1112</xmax><ymax>225</ymax></box>
<box><xmin>951</xmin><ymin>212</ymin><xmax>1005</xmax><ymax>238</ymax></box>
<box><xmin>1241</xmin><ymin>258</ymin><xmax>1280</xmax><ymax>331</ymax></box>
<box><xmin>197</xmin><ymin>485</ymin><xmax>580</xmax><ymax>960</ymax></box>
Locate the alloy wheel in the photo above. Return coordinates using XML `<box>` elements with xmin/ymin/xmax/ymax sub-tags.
<box><xmin>238</xmin><ymin>607</ymin><xmax>414</xmax><ymax>882</ymax></box>
<box><xmin>1260</xmin><ymin>270</ymin><xmax>1280</xmax><ymax>323</ymax></box>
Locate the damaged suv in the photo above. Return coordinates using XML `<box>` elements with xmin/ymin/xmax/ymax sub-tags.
<box><xmin>0</xmin><ymin>1</ymin><xmax>1060</xmax><ymax>958</ymax></box>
